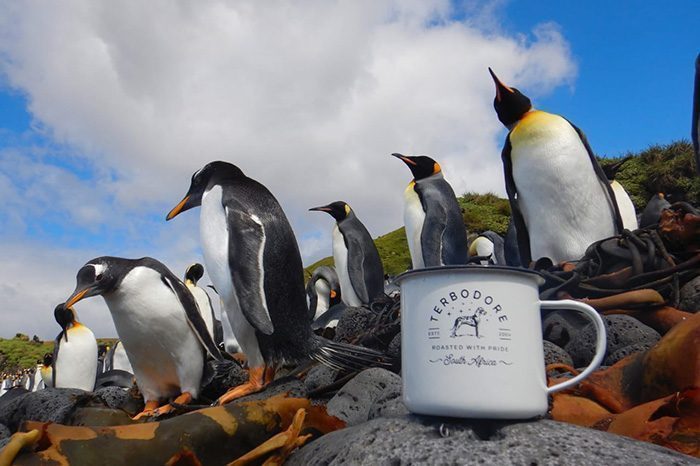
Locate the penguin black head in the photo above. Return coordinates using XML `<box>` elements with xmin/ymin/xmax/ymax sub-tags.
<box><xmin>391</xmin><ymin>153</ymin><xmax>441</xmax><ymax>181</ymax></box>
<box><xmin>488</xmin><ymin>68</ymin><xmax>532</xmax><ymax>128</ymax></box>
<box><xmin>185</xmin><ymin>263</ymin><xmax>205</xmax><ymax>285</ymax></box>
<box><xmin>64</xmin><ymin>257</ymin><xmax>123</xmax><ymax>308</ymax></box>
<box><xmin>309</xmin><ymin>201</ymin><xmax>351</xmax><ymax>222</ymax></box>
<box><xmin>42</xmin><ymin>353</ymin><xmax>53</xmax><ymax>367</ymax></box>
<box><xmin>54</xmin><ymin>303</ymin><xmax>76</xmax><ymax>342</ymax></box>
<box><xmin>167</xmin><ymin>161</ymin><xmax>245</xmax><ymax>221</ymax></box>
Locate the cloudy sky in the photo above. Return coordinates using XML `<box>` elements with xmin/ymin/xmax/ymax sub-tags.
<box><xmin>0</xmin><ymin>1</ymin><xmax>697</xmax><ymax>339</ymax></box>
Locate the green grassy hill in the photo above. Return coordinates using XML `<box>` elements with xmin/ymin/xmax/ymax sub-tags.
<box><xmin>0</xmin><ymin>335</ymin><xmax>118</xmax><ymax>373</ymax></box>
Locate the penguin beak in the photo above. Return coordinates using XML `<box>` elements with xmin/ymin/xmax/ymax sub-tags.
<box><xmin>309</xmin><ymin>206</ymin><xmax>331</xmax><ymax>212</ymax></box>
<box><xmin>330</xmin><ymin>290</ymin><xmax>337</xmax><ymax>299</ymax></box>
<box><xmin>488</xmin><ymin>67</ymin><xmax>514</xmax><ymax>102</ymax></box>
<box><xmin>391</xmin><ymin>153</ymin><xmax>416</xmax><ymax>166</ymax></box>
<box><xmin>166</xmin><ymin>195</ymin><xmax>191</xmax><ymax>221</ymax></box>
<box><xmin>64</xmin><ymin>288</ymin><xmax>90</xmax><ymax>308</ymax></box>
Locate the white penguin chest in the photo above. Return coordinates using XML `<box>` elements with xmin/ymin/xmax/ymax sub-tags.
<box><xmin>403</xmin><ymin>183</ymin><xmax>426</xmax><ymax>269</ymax></box>
<box><xmin>200</xmin><ymin>186</ymin><xmax>235</xmax><ymax>304</ymax></box>
<box><xmin>55</xmin><ymin>324</ymin><xmax>97</xmax><ymax>391</ymax></box>
<box><xmin>103</xmin><ymin>267</ymin><xmax>204</xmax><ymax>395</ymax></box>
<box><xmin>510</xmin><ymin>111</ymin><xmax>616</xmax><ymax>262</ymax></box>
<box><xmin>333</xmin><ymin>225</ymin><xmax>361</xmax><ymax>307</ymax></box>
<box><xmin>313</xmin><ymin>279</ymin><xmax>331</xmax><ymax>319</ymax></box>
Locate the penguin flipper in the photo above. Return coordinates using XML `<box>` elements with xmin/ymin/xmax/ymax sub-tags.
<box><xmin>502</xmin><ymin>136</ymin><xmax>532</xmax><ymax>265</ymax></box>
<box><xmin>226</xmin><ymin>208</ymin><xmax>275</xmax><ymax>336</ymax></box>
<box><xmin>566</xmin><ymin>119</ymin><xmax>624</xmax><ymax>234</ymax></box>
<box><xmin>693</xmin><ymin>53</ymin><xmax>700</xmax><ymax>174</ymax></box>
<box><xmin>158</xmin><ymin>272</ymin><xmax>224</xmax><ymax>362</ymax></box>
<box><xmin>51</xmin><ymin>336</ymin><xmax>61</xmax><ymax>388</ymax></box>
<box><xmin>346</xmin><ymin>232</ymin><xmax>383</xmax><ymax>304</ymax></box>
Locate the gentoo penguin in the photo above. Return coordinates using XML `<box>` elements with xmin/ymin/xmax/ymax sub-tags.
<box><xmin>469</xmin><ymin>231</ymin><xmax>505</xmax><ymax>265</ymax></box>
<box><xmin>207</xmin><ymin>285</ymin><xmax>241</xmax><ymax>354</ymax></box>
<box><xmin>167</xmin><ymin>161</ymin><xmax>386</xmax><ymax>403</ymax></box>
<box><xmin>309</xmin><ymin>201</ymin><xmax>385</xmax><ymax>307</ymax></box>
<box><xmin>63</xmin><ymin>256</ymin><xmax>224</xmax><ymax>419</ymax></box>
<box><xmin>489</xmin><ymin>68</ymin><xmax>623</xmax><ymax>264</ymax></box>
<box><xmin>640</xmin><ymin>193</ymin><xmax>671</xmax><ymax>228</ymax></box>
<box><xmin>692</xmin><ymin>53</ymin><xmax>699</xmax><ymax>173</ymax></box>
<box><xmin>184</xmin><ymin>263</ymin><xmax>217</xmax><ymax>341</ymax></box>
<box><xmin>39</xmin><ymin>353</ymin><xmax>53</xmax><ymax>388</ymax></box>
<box><xmin>392</xmin><ymin>153</ymin><xmax>469</xmax><ymax>268</ymax></box>
<box><xmin>106</xmin><ymin>340</ymin><xmax>134</xmax><ymax>373</ymax></box>
<box><xmin>52</xmin><ymin>304</ymin><xmax>98</xmax><ymax>392</ymax></box>
<box><xmin>306</xmin><ymin>265</ymin><xmax>341</xmax><ymax>322</ymax></box>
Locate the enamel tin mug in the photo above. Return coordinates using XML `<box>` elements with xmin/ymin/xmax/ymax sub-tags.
<box><xmin>397</xmin><ymin>265</ymin><xmax>606</xmax><ymax>419</ymax></box>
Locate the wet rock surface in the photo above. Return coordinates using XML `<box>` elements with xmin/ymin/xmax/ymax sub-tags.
<box><xmin>542</xmin><ymin>310</ymin><xmax>590</xmax><ymax>348</ymax></box>
<box><xmin>333</xmin><ymin>306</ymin><xmax>375</xmax><ymax>344</ymax></box>
<box><xmin>679</xmin><ymin>276</ymin><xmax>700</xmax><ymax>313</ymax></box>
<box><xmin>543</xmin><ymin>340</ymin><xmax>573</xmax><ymax>367</ymax></box>
<box><xmin>288</xmin><ymin>416</ymin><xmax>696</xmax><ymax>466</ymax></box>
<box><xmin>237</xmin><ymin>376</ymin><xmax>307</xmax><ymax>403</ymax></box>
<box><xmin>0</xmin><ymin>423</ymin><xmax>9</xmax><ymax>440</ymax></box>
<box><xmin>565</xmin><ymin>315</ymin><xmax>661</xmax><ymax>367</ymax></box>
<box><xmin>304</xmin><ymin>365</ymin><xmax>338</xmax><ymax>393</ymax></box>
<box><xmin>326</xmin><ymin>368</ymin><xmax>401</xmax><ymax>426</ymax></box>
<box><xmin>93</xmin><ymin>386</ymin><xmax>131</xmax><ymax>410</ymax></box>
<box><xmin>0</xmin><ymin>388</ymin><xmax>86</xmax><ymax>432</ymax></box>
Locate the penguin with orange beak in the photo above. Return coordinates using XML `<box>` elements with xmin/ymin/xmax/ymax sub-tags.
<box><xmin>489</xmin><ymin>68</ymin><xmax>622</xmax><ymax>265</ymax></box>
<box><xmin>63</xmin><ymin>256</ymin><xmax>224</xmax><ymax>418</ymax></box>
<box><xmin>167</xmin><ymin>161</ymin><xmax>387</xmax><ymax>404</ymax></box>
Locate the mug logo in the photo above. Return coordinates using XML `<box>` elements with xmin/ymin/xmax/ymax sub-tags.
<box><xmin>450</xmin><ymin>307</ymin><xmax>487</xmax><ymax>338</ymax></box>
<box><xmin>426</xmin><ymin>287</ymin><xmax>513</xmax><ymax>368</ymax></box>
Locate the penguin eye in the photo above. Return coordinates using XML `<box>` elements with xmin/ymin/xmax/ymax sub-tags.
<box><xmin>96</xmin><ymin>274</ymin><xmax>104</xmax><ymax>281</ymax></box>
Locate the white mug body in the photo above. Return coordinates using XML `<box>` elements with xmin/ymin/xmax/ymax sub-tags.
<box><xmin>399</xmin><ymin>266</ymin><xmax>550</xmax><ymax>419</ymax></box>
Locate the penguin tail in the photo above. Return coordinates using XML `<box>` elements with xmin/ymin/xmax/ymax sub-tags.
<box><xmin>310</xmin><ymin>336</ymin><xmax>394</xmax><ymax>372</ymax></box>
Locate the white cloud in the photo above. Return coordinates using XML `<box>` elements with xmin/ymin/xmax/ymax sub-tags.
<box><xmin>0</xmin><ymin>1</ymin><xmax>576</xmax><ymax>338</ymax></box>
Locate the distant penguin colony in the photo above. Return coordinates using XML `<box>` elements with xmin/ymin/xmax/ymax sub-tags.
<box><xmin>31</xmin><ymin>58</ymin><xmax>699</xmax><ymax>414</ymax></box>
<box><xmin>489</xmin><ymin>68</ymin><xmax>623</xmax><ymax>265</ymax></box>
<box><xmin>167</xmin><ymin>162</ymin><xmax>387</xmax><ymax>404</ymax></box>
<box><xmin>310</xmin><ymin>201</ymin><xmax>385</xmax><ymax>307</ymax></box>
<box><xmin>392</xmin><ymin>153</ymin><xmax>469</xmax><ymax>269</ymax></box>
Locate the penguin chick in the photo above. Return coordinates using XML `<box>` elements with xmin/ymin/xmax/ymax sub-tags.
<box><xmin>167</xmin><ymin>162</ymin><xmax>388</xmax><ymax>404</ymax></box>
<box><xmin>184</xmin><ymin>263</ymin><xmax>217</xmax><ymax>341</ymax></box>
<box><xmin>309</xmin><ymin>201</ymin><xmax>385</xmax><ymax>307</ymax></box>
<box><xmin>392</xmin><ymin>153</ymin><xmax>469</xmax><ymax>269</ymax></box>
<box><xmin>51</xmin><ymin>304</ymin><xmax>97</xmax><ymax>392</ymax></box>
<box><xmin>489</xmin><ymin>68</ymin><xmax>623</xmax><ymax>264</ymax></box>
<box><xmin>63</xmin><ymin>256</ymin><xmax>224</xmax><ymax>419</ymax></box>
<box><xmin>306</xmin><ymin>265</ymin><xmax>342</xmax><ymax>323</ymax></box>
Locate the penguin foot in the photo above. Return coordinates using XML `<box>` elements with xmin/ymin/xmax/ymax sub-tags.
<box><xmin>152</xmin><ymin>392</ymin><xmax>193</xmax><ymax>417</ymax></box>
<box><xmin>216</xmin><ymin>366</ymin><xmax>265</xmax><ymax>405</ymax></box>
<box><xmin>132</xmin><ymin>400</ymin><xmax>160</xmax><ymax>420</ymax></box>
<box><xmin>228</xmin><ymin>408</ymin><xmax>311</xmax><ymax>466</ymax></box>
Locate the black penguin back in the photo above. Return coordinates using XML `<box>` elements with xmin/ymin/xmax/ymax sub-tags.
<box><xmin>338</xmin><ymin>211</ymin><xmax>385</xmax><ymax>304</ymax></box>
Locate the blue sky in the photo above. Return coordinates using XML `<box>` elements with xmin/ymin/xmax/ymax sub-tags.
<box><xmin>0</xmin><ymin>1</ymin><xmax>697</xmax><ymax>338</ymax></box>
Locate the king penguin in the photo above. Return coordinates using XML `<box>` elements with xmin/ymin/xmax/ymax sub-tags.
<box><xmin>39</xmin><ymin>353</ymin><xmax>53</xmax><ymax>388</ymax></box>
<box><xmin>167</xmin><ymin>161</ymin><xmax>387</xmax><ymax>404</ymax></box>
<box><xmin>207</xmin><ymin>285</ymin><xmax>241</xmax><ymax>354</ymax></box>
<box><xmin>51</xmin><ymin>304</ymin><xmax>98</xmax><ymax>392</ymax></box>
<box><xmin>489</xmin><ymin>68</ymin><xmax>623</xmax><ymax>264</ymax></box>
<box><xmin>469</xmin><ymin>231</ymin><xmax>505</xmax><ymax>265</ymax></box>
<box><xmin>63</xmin><ymin>256</ymin><xmax>224</xmax><ymax>419</ymax></box>
<box><xmin>306</xmin><ymin>266</ymin><xmax>346</xmax><ymax>333</ymax></box>
<box><xmin>309</xmin><ymin>201</ymin><xmax>385</xmax><ymax>307</ymax></box>
<box><xmin>106</xmin><ymin>340</ymin><xmax>134</xmax><ymax>374</ymax></box>
<box><xmin>184</xmin><ymin>263</ymin><xmax>217</xmax><ymax>341</ymax></box>
<box><xmin>692</xmin><ymin>53</ymin><xmax>699</xmax><ymax>173</ymax></box>
<box><xmin>392</xmin><ymin>153</ymin><xmax>469</xmax><ymax>269</ymax></box>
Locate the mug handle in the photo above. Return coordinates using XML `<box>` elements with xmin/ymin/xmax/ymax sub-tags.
<box><xmin>540</xmin><ymin>299</ymin><xmax>607</xmax><ymax>394</ymax></box>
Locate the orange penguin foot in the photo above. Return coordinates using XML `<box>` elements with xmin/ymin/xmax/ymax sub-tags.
<box><xmin>216</xmin><ymin>366</ymin><xmax>268</xmax><ymax>405</ymax></box>
<box><xmin>132</xmin><ymin>400</ymin><xmax>161</xmax><ymax>420</ymax></box>
<box><xmin>152</xmin><ymin>392</ymin><xmax>194</xmax><ymax>417</ymax></box>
